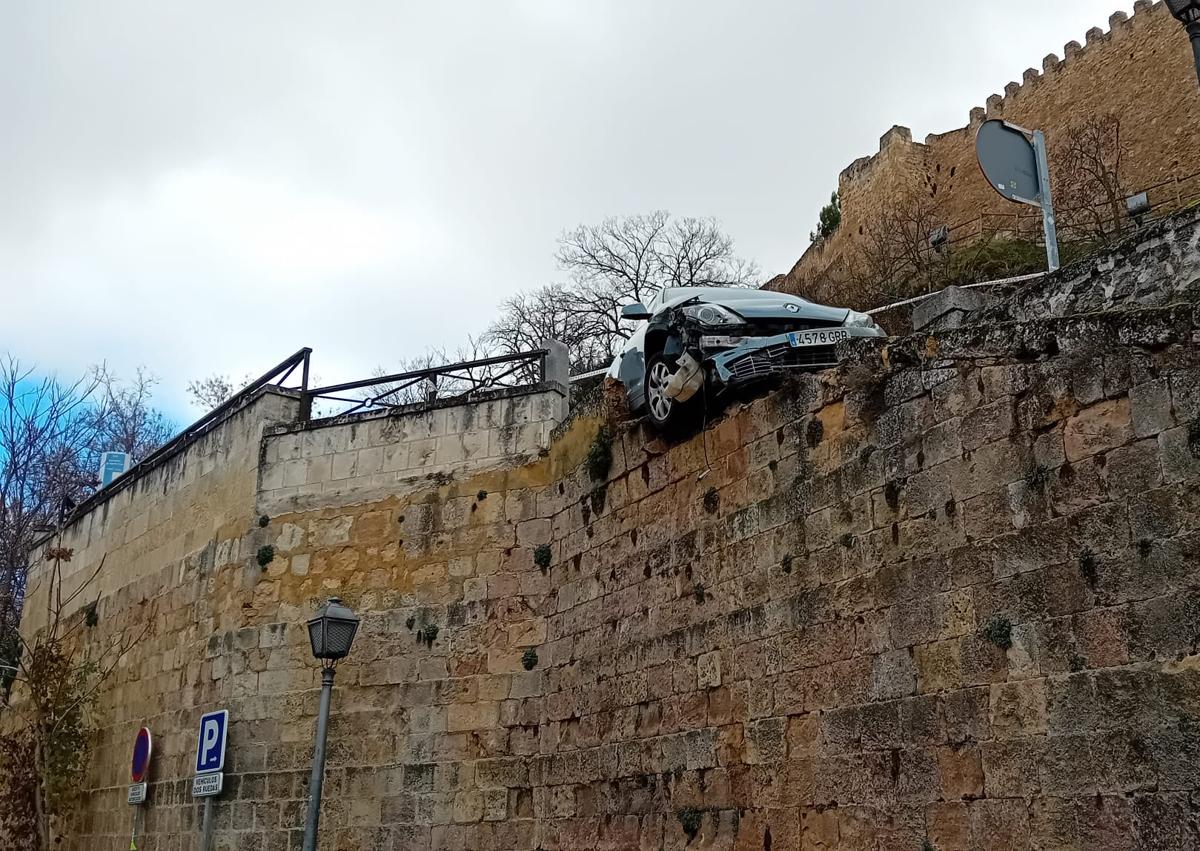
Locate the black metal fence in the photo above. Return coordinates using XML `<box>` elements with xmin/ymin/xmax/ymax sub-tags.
<box><xmin>944</xmin><ymin>169</ymin><xmax>1200</xmax><ymax>249</ymax></box>
<box><xmin>299</xmin><ymin>349</ymin><xmax>549</xmax><ymax>420</ymax></box>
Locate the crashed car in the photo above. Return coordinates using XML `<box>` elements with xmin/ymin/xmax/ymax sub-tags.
<box><xmin>606</xmin><ymin>287</ymin><xmax>885</xmax><ymax>429</ymax></box>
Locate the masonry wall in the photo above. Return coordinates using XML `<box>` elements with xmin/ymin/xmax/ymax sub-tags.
<box><xmin>47</xmin><ymin>301</ymin><xmax>1200</xmax><ymax>850</ymax></box>
<box><xmin>258</xmin><ymin>386</ymin><xmax>568</xmax><ymax>516</ymax></box>
<box><xmin>21</xmin><ymin>389</ymin><xmax>301</xmax><ymax>636</ymax></box>
<box><xmin>772</xmin><ymin>1</ymin><xmax>1200</xmax><ymax>299</ymax></box>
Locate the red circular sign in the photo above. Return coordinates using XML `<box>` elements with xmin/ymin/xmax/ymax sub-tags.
<box><xmin>131</xmin><ymin>727</ymin><xmax>152</xmax><ymax>783</ymax></box>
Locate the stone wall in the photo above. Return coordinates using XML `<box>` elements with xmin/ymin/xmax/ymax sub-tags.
<box><xmin>21</xmin><ymin>388</ymin><xmax>301</xmax><ymax>636</ymax></box>
<box><xmin>258</xmin><ymin>386</ymin><xmax>568</xmax><ymax>517</ymax></box>
<box><xmin>771</xmin><ymin>1</ymin><xmax>1200</xmax><ymax>300</ymax></box>
<box><xmin>44</xmin><ymin>301</ymin><xmax>1200</xmax><ymax>849</ymax></box>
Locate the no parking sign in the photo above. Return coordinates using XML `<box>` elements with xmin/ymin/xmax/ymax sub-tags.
<box><xmin>127</xmin><ymin>727</ymin><xmax>151</xmax><ymax>805</ymax></box>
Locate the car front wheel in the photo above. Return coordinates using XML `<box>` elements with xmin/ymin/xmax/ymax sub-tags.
<box><xmin>645</xmin><ymin>353</ymin><xmax>682</xmax><ymax>429</ymax></box>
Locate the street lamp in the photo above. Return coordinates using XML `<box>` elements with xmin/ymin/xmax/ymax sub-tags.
<box><xmin>301</xmin><ymin>597</ymin><xmax>360</xmax><ymax>851</ymax></box>
<box><xmin>1166</xmin><ymin>0</ymin><xmax>1200</xmax><ymax>85</ymax></box>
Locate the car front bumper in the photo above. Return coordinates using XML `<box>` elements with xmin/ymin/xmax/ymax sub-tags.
<box><xmin>707</xmin><ymin>325</ymin><xmax>883</xmax><ymax>386</ymax></box>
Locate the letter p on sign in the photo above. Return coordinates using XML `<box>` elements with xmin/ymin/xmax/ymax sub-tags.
<box><xmin>195</xmin><ymin>709</ymin><xmax>229</xmax><ymax>774</ymax></box>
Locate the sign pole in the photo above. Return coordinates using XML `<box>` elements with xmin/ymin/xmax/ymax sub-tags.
<box><xmin>1031</xmin><ymin>130</ymin><xmax>1060</xmax><ymax>272</ymax></box>
<box><xmin>199</xmin><ymin>798</ymin><xmax>215</xmax><ymax>851</ymax></box>
<box><xmin>192</xmin><ymin>709</ymin><xmax>229</xmax><ymax>851</ymax></box>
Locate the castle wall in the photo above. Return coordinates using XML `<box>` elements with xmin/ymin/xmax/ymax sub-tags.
<box><xmin>772</xmin><ymin>1</ymin><xmax>1200</xmax><ymax>300</ymax></box>
<box><xmin>45</xmin><ymin>300</ymin><xmax>1200</xmax><ymax>850</ymax></box>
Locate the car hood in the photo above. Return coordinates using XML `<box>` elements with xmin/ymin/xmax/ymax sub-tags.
<box><xmin>659</xmin><ymin>290</ymin><xmax>850</xmax><ymax>324</ymax></box>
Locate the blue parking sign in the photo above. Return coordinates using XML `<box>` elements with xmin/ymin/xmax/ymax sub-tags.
<box><xmin>195</xmin><ymin>709</ymin><xmax>229</xmax><ymax>774</ymax></box>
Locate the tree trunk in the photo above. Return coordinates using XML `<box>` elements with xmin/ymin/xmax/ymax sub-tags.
<box><xmin>33</xmin><ymin>738</ymin><xmax>49</xmax><ymax>851</ymax></box>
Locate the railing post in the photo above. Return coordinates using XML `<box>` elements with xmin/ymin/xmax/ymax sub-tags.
<box><xmin>540</xmin><ymin>339</ymin><xmax>570</xmax><ymax>424</ymax></box>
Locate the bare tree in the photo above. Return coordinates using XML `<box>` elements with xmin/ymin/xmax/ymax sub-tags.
<box><xmin>0</xmin><ymin>543</ymin><xmax>150</xmax><ymax>848</ymax></box>
<box><xmin>0</xmin><ymin>359</ymin><xmax>170</xmax><ymax>688</ymax></box>
<box><xmin>1052</xmin><ymin>113</ymin><xmax>1127</xmax><ymax>243</ymax></box>
<box><xmin>93</xmin><ymin>367</ymin><xmax>173</xmax><ymax>460</ymax></box>
<box><xmin>185</xmin><ymin>373</ymin><xmax>251</xmax><ymax>411</ymax></box>
<box><xmin>0</xmin><ymin>361</ymin><xmax>102</xmax><ymax>643</ymax></box>
<box><xmin>827</xmin><ymin>186</ymin><xmax>945</xmax><ymax>307</ymax></box>
<box><xmin>487</xmin><ymin>213</ymin><xmax>758</xmax><ymax>372</ymax></box>
<box><xmin>354</xmin><ymin>337</ymin><xmax>513</xmax><ymax>411</ymax></box>
<box><xmin>485</xmin><ymin>285</ymin><xmax>611</xmax><ymax>376</ymax></box>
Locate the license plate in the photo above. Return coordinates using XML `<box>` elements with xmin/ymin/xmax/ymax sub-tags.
<box><xmin>788</xmin><ymin>329</ymin><xmax>848</xmax><ymax>347</ymax></box>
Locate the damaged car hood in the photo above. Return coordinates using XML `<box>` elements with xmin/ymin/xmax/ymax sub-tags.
<box><xmin>655</xmin><ymin>287</ymin><xmax>849</xmax><ymax>323</ymax></box>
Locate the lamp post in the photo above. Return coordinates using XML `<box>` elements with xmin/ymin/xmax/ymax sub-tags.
<box><xmin>301</xmin><ymin>597</ymin><xmax>360</xmax><ymax>851</ymax></box>
<box><xmin>1167</xmin><ymin>0</ymin><xmax>1200</xmax><ymax>85</ymax></box>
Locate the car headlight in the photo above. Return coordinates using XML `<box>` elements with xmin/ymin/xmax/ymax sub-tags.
<box><xmin>681</xmin><ymin>303</ymin><xmax>743</xmax><ymax>326</ymax></box>
<box><xmin>844</xmin><ymin>310</ymin><xmax>877</xmax><ymax>329</ymax></box>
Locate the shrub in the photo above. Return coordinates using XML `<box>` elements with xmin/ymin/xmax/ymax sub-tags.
<box><xmin>586</xmin><ymin>425</ymin><xmax>614</xmax><ymax>483</ymax></box>
<box><xmin>521</xmin><ymin>648</ymin><xmax>538</xmax><ymax>671</ymax></box>
<box><xmin>533</xmin><ymin>544</ymin><xmax>552</xmax><ymax>571</ymax></box>
<box><xmin>256</xmin><ymin>545</ymin><xmax>275</xmax><ymax>568</ymax></box>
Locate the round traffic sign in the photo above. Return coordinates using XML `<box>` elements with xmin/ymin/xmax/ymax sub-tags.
<box><xmin>131</xmin><ymin>727</ymin><xmax>153</xmax><ymax>783</ymax></box>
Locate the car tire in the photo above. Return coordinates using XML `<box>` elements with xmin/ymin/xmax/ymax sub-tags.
<box><xmin>644</xmin><ymin>352</ymin><xmax>695</xmax><ymax>431</ymax></box>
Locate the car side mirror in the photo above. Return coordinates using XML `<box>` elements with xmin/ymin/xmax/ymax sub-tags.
<box><xmin>621</xmin><ymin>302</ymin><xmax>652</xmax><ymax>321</ymax></box>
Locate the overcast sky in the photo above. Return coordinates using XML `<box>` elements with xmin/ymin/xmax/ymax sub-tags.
<box><xmin>1</xmin><ymin>1</ymin><xmax>1135</xmax><ymax>417</ymax></box>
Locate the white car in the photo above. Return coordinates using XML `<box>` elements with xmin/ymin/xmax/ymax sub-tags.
<box><xmin>607</xmin><ymin>287</ymin><xmax>884</xmax><ymax>429</ymax></box>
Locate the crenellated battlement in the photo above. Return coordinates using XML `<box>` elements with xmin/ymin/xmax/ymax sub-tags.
<box><xmin>839</xmin><ymin>2</ymin><xmax>1168</xmax><ymax>190</ymax></box>
<box><xmin>774</xmin><ymin>1</ymin><xmax>1200</xmax><ymax>305</ymax></box>
<box><xmin>976</xmin><ymin>0</ymin><xmax>1160</xmax><ymax>120</ymax></box>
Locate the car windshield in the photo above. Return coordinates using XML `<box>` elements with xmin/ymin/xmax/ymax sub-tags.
<box><xmin>659</xmin><ymin>287</ymin><xmax>744</xmax><ymax>304</ymax></box>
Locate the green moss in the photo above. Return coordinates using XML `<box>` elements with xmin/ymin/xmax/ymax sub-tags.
<box><xmin>677</xmin><ymin>807</ymin><xmax>704</xmax><ymax>842</ymax></box>
<box><xmin>883</xmin><ymin>480</ymin><xmax>902</xmax><ymax>512</ymax></box>
<box><xmin>590</xmin><ymin>481</ymin><xmax>608</xmax><ymax>515</ymax></box>
<box><xmin>1024</xmin><ymin>464</ymin><xmax>1051</xmax><ymax>490</ymax></box>
<box><xmin>981</xmin><ymin>616</ymin><xmax>1013</xmax><ymax>650</ymax></box>
<box><xmin>256</xmin><ymin>545</ymin><xmax>275</xmax><ymax>568</ymax></box>
<box><xmin>805</xmin><ymin>418</ymin><xmax>824</xmax><ymax>448</ymax></box>
<box><xmin>521</xmin><ymin>648</ymin><xmax>538</xmax><ymax>671</ymax></box>
<box><xmin>533</xmin><ymin>544</ymin><xmax>552</xmax><ymax>571</ymax></box>
<box><xmin>1078</xmin><ymin>548</ymin><xmax>1099</xmax><ymax>586</ymax></box>
<box><xmin>586</xmin><ymin>425</ymin><xmax>614</xmax><ymax>483</ymax></box>
<box><xmin>1189</xmin><ymin>420</ymin><xmax>1200</xmax><ymax>458</ymax></box>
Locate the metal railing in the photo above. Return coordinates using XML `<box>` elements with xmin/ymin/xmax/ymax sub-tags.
<box><xmin>943</xmin><ymin>169</ymin><xmax>1200</xmax><ymax>250</ymax></box>
<box><xmin>300</xmin><ymin>349</ymin><xmax>549</xmax><ymax>420</ymax></box>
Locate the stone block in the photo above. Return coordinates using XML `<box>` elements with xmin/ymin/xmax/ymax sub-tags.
<box><xmin>1063</xmin><ymin>398</ymin><xmax>1132</xmax><ymax>462</ymax></box>
<box><xmin>697</xmin><ymin>650</ymin><xmax>722</xmax><ymax>689</ymax></box>
<box><xmin>912</xmin><ymin>286</ymin><xmax>997</xmax><ymax>332</ymax></box>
